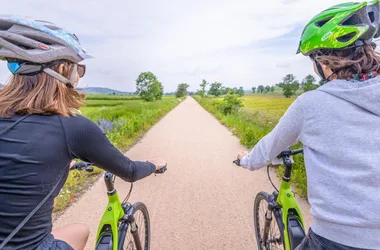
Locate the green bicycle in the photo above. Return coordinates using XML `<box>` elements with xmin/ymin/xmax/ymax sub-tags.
<box><xmin>72</xmin><ymin>162</ymin><xmax>167</xmax><ymax>250</ymax></box>
<box><xmin>234</xmin><ymin>147</ymin><xmax>306</xmax><ymax>250</ymax></box>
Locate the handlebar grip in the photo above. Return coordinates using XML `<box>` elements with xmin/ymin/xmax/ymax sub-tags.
<box><xmin>233</xmin><ymin>159</ymin><xmax>241</xmax><ymax>166</ymax></box>
<box><xmin>155</xmin><ymin>166</ymin><xmax>167</xmax><ymax>174</ymax></box>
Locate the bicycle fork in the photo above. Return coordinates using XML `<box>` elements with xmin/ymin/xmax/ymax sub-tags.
<box><xmin>123</xmin><ymin>205</ymin><xmax>143</xmax><ymax>250</ymax></box>
<box><xmin>262</xmin><ymin>209</ymin><xmax>273</xmax><ymax>248</ymax></box>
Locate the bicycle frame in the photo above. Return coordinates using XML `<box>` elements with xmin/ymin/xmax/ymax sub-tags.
<box><xmin>275</xmin><ymin>149</ymin><xmax>306</xmax><ymax>250</ymax></box>
<box><xmin>277</xmin><ymin>176</ymin><xmax>305</xmax><ymax>249</ymax></box>
<box><xmin>95</xmin><ymin>173</ymin><xmax>125</xmax><ymax>250</ymax></box>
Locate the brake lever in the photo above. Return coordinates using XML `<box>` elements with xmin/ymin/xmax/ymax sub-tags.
<box><xmin>233</xmin><ymin>159</ymin><xmax>241</xmax><ymax>166</ymax></box>
<box><xmin>155</xmin><ymin>166</ymin><xmax>167</xmax><ymax>174</ymax></box>
<box><xmin>85</xmin><ymin>166</ymin><xmax>94</xmax><ymax>172</ymax></box>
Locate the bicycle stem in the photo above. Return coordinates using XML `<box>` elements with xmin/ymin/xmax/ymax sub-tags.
<box><xmin>282</xmin><ymin>157</ymin><xmax>293</xmax><ymax>182</ymax></box>
<box><xmin>105</xmin><ymin>172</ymin><xmax>115</xmax><ymax>194</ymax></box>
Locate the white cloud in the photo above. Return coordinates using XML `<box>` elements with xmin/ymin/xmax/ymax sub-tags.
<box><xmin>0</xmin><ymin>0</ymin><xmax>359</xmax><ymax>91</ymax></box>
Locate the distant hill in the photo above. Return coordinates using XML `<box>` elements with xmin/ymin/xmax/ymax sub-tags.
<box><xmin>77</xmin><ymin>87</ymin><xmax>128</xmax><ymax>95</ymax></box>
<box><xmin>0</xmin><ymin>83</ymin><xmax>3</xmax><ymax>88</ymax></box>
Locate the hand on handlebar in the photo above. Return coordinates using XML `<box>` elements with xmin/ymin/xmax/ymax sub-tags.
<box><xmin>70</xmin><ymin>161</ymin><xmax>94</xmax><ymax>172</ymax></box>
<box><xmin>237</xmin><ymin>151</ymin><xmax>248</xmax><ymax>160</ymax></box>
<box><xmin>149</xmin><ymin>159</ymin><xmax>167</xmax><ymax>174</ymax></box>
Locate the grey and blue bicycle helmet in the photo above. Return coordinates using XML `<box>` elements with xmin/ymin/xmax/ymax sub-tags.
<box><xmin>0</xmin><ymin>16</ymin><xmax>92</xmax><ymax>85</ymax></box>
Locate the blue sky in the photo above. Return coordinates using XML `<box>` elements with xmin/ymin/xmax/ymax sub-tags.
<box><xmin>0</xmin><ymin>0</ymin><xmax>360</xmax><ymax>92</ymax></box>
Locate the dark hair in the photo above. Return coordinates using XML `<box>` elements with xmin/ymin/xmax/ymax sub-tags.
<box><xmin>311</xmin><ymin>44</ymin><xmax>380</xmax><ymax>79</ymax></box>
<box><xmin>0</xmin><ymin>61</ymin><xmax>85</xmax><ymax>118</ymax></box>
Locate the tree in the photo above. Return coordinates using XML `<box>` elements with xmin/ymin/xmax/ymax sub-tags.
<box><xmin>208</xmin><ymin>82</ymin><xmax>223</xmax><ymax>96</ymax></box>
<box><xmin>136</xmin><ymin>71</ymin><xmax>164</xmax><ymax>102</ymax></box>
<box><xmin>199</xmin><ymin>79</ymin><xmax>209</xmax><ymax>97</ymax></box>
<box><xmin>319</xmin><ymin>79</ymin><xmax>328</xmax><ymax>86</ymax></box>
<box><xmin>252</xmin><ymin>87</ymin><xmax>256</xmax><ymax>93</ymax></box>
<box><xmin>302</xmin><ymin>74</ymin><xmax>319</xmax><ymax>92</ymax></box>
<box><xmin>175</xmin><ymin>83</ymin><xmax>190</xmax><ymax>98</ymax></box>
<box><xmin>257</xmin><ymin>85</ymin><xmax>265</xmax><ymax>93</ymax></box>
<box><xmin>265</xmin><ymin>85</ymin><xmax>271</xmax><ymax>93</ymax></box>
<box><xmin>237</xmin><ymin>87</ymin><xmax>245</xmax><ymax>96</ymax></box>
<box><xmin>219</xmin><ymin>92</ymin><xmax>243</xmax><ymax>115</ymax></box>
<box><xmin>270</xmin><ymin>86</ymin><xmax>275</xmax><ymax>92</ymax></box>
<box><xmin>278</xmin><ymin>74</ymin><xmax>299</xmax><ymax>98</ymax></box>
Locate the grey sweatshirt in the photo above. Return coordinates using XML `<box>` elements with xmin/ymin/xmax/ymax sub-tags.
<box><xmin>240</xmin><ymin>76</ymin><xmax>380</xmax><ymax>249</ymax></box>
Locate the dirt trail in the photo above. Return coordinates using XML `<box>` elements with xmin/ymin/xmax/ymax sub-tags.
<box><xmin>54</xmin><ymin>97</ymin><xmax>312</xmax><ymax>250</ymax></box>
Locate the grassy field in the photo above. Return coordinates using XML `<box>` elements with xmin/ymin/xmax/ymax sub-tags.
<box><xmin>54</xmin><ymin>95</ymin><xmax>183</xmax><ymax>212</ymax></box>
<box><xmin>85</xmin><ymin>94</ymin><xmax>140</xmax><ymax>100</ymax></box>
<box><xmin>242</xmin><ymin>95</ymin><xmax>296</xmax><ymax>119</ymax></box>
<box><xmin>194</xmin><ymin>95</ymin><xmax>307</xmax><ymax>198</ymax></box>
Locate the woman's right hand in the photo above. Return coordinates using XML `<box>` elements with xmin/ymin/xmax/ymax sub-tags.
<box><xmin>149</xmin><ymin>158</ymin><xmax>167</xmax><ymax>171</ymax></box>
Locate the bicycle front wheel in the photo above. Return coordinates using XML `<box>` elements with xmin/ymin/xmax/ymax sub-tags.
<box><xmin>120</xmin><ymin>202</ymin><xmax>150</xmax><ymax>250</ymax></box>
<box><xmin>254</xmin><ymin>192</ymin><xmax>285</xmax><ymax>250</ymax></box>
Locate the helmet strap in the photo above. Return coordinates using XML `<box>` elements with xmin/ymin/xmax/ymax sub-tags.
<box><xmin>43</xmin><ymin>64</ymin><xmax>76</xmax><ymax>89</ymax></box>
<box><xmin>314</xmin><ymin>59</ymin><xmax>336</xmax><ymax>82</ymax></box>
<box><xmin>314</xmin><ymin>59</ymin><xmax>327</xmax><ymax>80</ymax></box>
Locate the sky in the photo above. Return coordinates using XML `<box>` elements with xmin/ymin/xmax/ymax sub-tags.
<box><xmin>0</xmin><ymin>0</ymin><xmax>366</xmax><ymax>92</ymax></box>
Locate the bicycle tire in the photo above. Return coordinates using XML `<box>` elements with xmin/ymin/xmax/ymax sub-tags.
<box><xmin>254</xmin><ymin>192</ymin><xmax>285</xmax><ymax>250</ymax></box>
<box><xmin>119</xmin><ymin>202</ymin><xmax>151</xmax><ymax>250</ymax></box>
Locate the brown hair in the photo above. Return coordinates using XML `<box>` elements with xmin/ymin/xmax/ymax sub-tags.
<box><xmin>312</xmin><ymin>44</ymin><xmax>380</xmax><ymax>80</ymax></box>
<box><xmin>0</xmin><ymin>61</ymin><xmax>85</xmax><ymax>118</ymax></box>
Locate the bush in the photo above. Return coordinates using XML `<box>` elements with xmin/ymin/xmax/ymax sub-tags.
<box><xmin>218</xmin><ymin>93</ymin><xmax>243</xmax><ymax>115</ymax></box>
<box><xmin>195</xmin><ymin>96</ymin><xmax>308</xmax><ymax>198</ymax></box>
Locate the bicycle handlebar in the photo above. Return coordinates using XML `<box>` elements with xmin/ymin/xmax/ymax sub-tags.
<box><xmin>232</xmin><ymin>148</ymin><xmax>303</xmax><ymax>167</ymax></box>
<box><xmin>70</xmin><ymin>162</ymin><xmax>94</xmax><ymax>172</ymax></box>
<box><xmin>277</xmin><ymin>148</ymin><xmax>303</xmax><ymax>158</ymax></box>
<box><xmin>71</xmin><ymin>161</ymin><xmax>168</xmax><ymax>174</ymax></box>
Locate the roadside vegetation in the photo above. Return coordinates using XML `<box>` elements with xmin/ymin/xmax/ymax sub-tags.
<box><xmin>192</xmin><ymin>74</ymin><xmax>323</xmax><ymax>198</ymax></box>
<box><xmin>54</xmin><ymin>71</ymin><xmax>183</xmax><ymax>212</ymax></box>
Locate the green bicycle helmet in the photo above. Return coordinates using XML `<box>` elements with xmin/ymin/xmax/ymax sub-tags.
<box><xmin>297</xmin><ymin>0</ymin><xmax>380</xmax><ymax>56</ymax></box>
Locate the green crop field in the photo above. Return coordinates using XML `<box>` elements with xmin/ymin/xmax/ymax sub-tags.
<box><xmin>242</xmin><ymin>95</ymin><xmax>296</xmax><ymax>119</ymax></box>
<box><xmin>194</xmin><ymin>95</ymin><xmax>307</xmax><ymax>198</ymax></box>
<box><xmin>54</xmin><ymin>95</ymin><xmax>183</xmax><ymax>212</ymax></box>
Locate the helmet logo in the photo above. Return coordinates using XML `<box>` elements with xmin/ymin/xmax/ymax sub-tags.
<box><xmin>39</xmin><ymin>43</ymin><xmax>50</xmax><ymax>50</ymax></box>
<box><xmin>322</xmin><ymin>32</ymin><xmax>333</xmax><ymax>41</ymax></box>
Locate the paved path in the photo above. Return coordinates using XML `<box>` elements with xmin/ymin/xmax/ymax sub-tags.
<box><xmin>54</xmin><ymin>97</ymin><xmax>312</xmax><ymax>249</ymax></box>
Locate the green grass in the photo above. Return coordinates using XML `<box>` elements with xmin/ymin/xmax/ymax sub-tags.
<box><xmin>242</xmin><ymin>95</ymin><xmax>296</xmax><ymax>119</ymax></box>
<box><xmin>85</xmin><ymin>94</ymin><xmax>140</xmax><ymax>100</ymax></box>
<box><xmin>194</xmin><ymin>95</ymin><xmax>308</xmax><ymax>198</ymax></box>
<box><xmin>54</xmin><ymin>95</ymin><xmax>184</xmax><ymax>212</ymax></box>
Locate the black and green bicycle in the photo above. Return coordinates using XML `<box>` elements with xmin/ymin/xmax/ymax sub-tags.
<box><xmin>234</xmin><ymin>147</ymin><xmax>306</xmax><ymax>250</ymax></box>
<box><xmin>72</xmin><ymin>162</ymin><xmax>166</xmax><ymax>250</ymax></box>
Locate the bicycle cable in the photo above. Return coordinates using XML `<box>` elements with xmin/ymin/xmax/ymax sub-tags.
<box><xmin>267</xmin><ymin>165</ymin><xmax>279</xmax><ymax>193</ymax></box>
<box><xmin>123</xmin><ymin>183</ymin><xmax>133</xmax><ymax>204</ymax></box>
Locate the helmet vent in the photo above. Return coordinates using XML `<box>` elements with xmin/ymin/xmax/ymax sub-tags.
<box><xmin>342</xmin><ymin>14</ymin><xmax>361</xmax><ymax>26</ymax></box>
<box><xmin>43</xmin><ymin>24</ymin><xmax>61</xmax><ymax>31</ymax></box>
<box><xmin>315</xmin><ymin>17</ymin><xmax>333</xmax><ymax>27</ymax></box>
<box><xmin>368</xmin><ymin>11</ymin><xmax>375</xmax><ymax>23</ymax></box>
<box><xmin>337</xmin><ymin>32</ymin><xmax>357</xmax><ymax>42</ymax></box>
<box><xmin>0</xmin><ymin>22</ymin><xmax>13</xmax><ymax>31</ymax></box>
<box><xmin>374</xmin><ymin>30</ymin><xmax>380</xmax><ymax>38</ymax></box>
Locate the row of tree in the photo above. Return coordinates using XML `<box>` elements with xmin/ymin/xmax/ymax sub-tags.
<box><xmin>196</xmin><ymin>79</ymin><xmax>245</xmax><ymax>97</ymax></box>
<box><xmin>135</xmin><ymin>71</ymin><xmax>326</xmax><ymax>101</ymax></box>
<box><xmin>252</xmin><ymin>85</ymin><xmax>275</xmax><ymax>93</ymax></box>
<box><xmin>278</xmin><ymin>74</ymin><xmax>326</xmax><ymax>98</ymax></box>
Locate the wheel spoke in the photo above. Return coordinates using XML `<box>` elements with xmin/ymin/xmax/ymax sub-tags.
<box><xmin>254</xmin><ymin>194</ymin><xmax>284</xmax><ymax>250</ymax></box>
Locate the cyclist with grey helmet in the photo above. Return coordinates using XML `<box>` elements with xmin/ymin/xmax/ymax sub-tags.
<box><xmin>0</xmin><ymin>17</ymin><xmax>166</xmax><ymax>250</ymax></box>
<box><xmin>237</xmin><ymin>1</ymin><xmax>380</xmax><ymax>249</ymax></box>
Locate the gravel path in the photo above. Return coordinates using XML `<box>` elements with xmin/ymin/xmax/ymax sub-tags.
<box><xmin>54</xmin><ymin>97</ymin><xmax>312</xmax><ymax>249</ymax></box>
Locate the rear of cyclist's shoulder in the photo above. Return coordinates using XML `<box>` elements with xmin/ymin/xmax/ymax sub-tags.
<box><xmin>60</xmin><ymin>114</ymin><xmax>103</xmax><ymax>133</ymax></box>
<box><xmin>295</xmin><ymin>88</ymin><xmax>324</xmax><ymax>105</ymax></box>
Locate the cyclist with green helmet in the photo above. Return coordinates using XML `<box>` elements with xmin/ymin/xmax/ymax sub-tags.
<box><xmin>237</xmin><ymin>1</ymin><xmax>380</xmax><ymax>249</ymax></box>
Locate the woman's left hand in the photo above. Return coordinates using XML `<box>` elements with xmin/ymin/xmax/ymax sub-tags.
<box><xmin>237</xmin><ymin>151</ymin><xmax>248</xmax><ymax>160</ymax></box>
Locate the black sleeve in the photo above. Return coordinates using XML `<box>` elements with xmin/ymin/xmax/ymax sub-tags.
<box><xmin>60</xmin><ymin>115</ymin><xmax>156</xmax><ymax>182</ymax></box>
